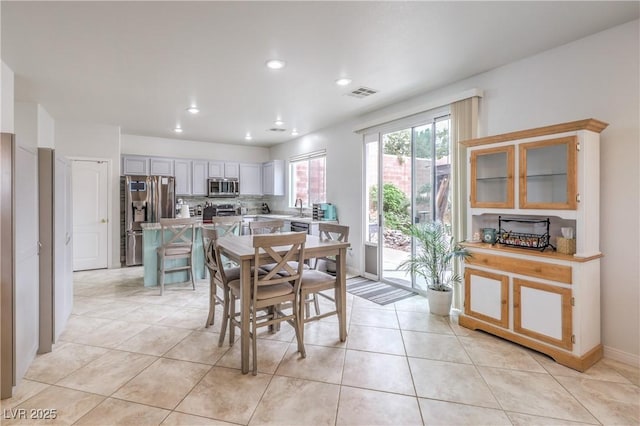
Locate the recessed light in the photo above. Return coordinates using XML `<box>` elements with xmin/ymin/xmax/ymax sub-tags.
<box><xmin>274</xmin><ymin>119</ymin><xmax>284</xmax><ymax>126</ymax></box>
<box><xmin>265</xmin><ymin>59</ymin><xmax>286</xmax><ymax>70</ymax></box>
<box><xmin>291</xmin><ymin>129</ymin><xmax>299</xmax><ymax>136</ymax></box>
<box><xmin>174</xmin><ymin>126</ymin><xmax>183</xmax><ymax>133</ymax></box>
<box><xmin>245</xmin><ymin>133</ymin><xmax>252</xmax><ymax>141</ymax></box>
<box><xmin>186</xmin><ymin>106</ymin><xmax>200</xmax><ymax>114</ymax></box>
<box><xmin>335</xmin><ymin>78</ymin><xmax>352</xmax><ymax>86</ymax></box>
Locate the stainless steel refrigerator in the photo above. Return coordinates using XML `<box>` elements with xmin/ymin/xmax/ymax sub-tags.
<box><xmin>124</xmin><ymin>175</ymin><xmax>175</xmax><ymax>266</ymax></box>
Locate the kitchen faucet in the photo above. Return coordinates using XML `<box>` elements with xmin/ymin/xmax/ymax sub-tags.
<box><xmin>295</xmin><ymin>198</ymin><xmax>303</xmax><ymax>216</ymax></box>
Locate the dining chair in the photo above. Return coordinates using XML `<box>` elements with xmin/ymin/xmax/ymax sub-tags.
<box><xmin>157</xmin><ymin>217</ymin><xmax>198</xmax><ymax>296</ymax></box>
<box><xmin>248</xmin><ymin>219</ymin><xmax>284</xmax><ymax>235</ymax></box>
<box><xmin>227</xmin><ymin>232</ymin><xmax>307</xmax><ymax>375</ymax></box>
<box><xmin>299</xmin><ymin>223</ymin><xmax>349</xmax><ymax>340</ymax></box>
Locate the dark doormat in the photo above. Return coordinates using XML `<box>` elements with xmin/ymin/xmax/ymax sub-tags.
<box><xmin>346</xmin><ymin>276</ymin><xmax>417</xmax><ymax>305</ymax></box>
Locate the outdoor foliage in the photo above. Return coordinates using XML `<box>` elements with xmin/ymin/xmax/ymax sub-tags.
<box><xmin>398</xmin><ymin>221</ymin><xmax>470</xmax><ymax>291</ymax></box>
<box><xmin>383</xmin><ymin>126</ymin><xmax>450</xmax><ymax>159</ymax></box>
<box><xmin>369</xmin><ymin>183</ymin><xmax>411</xmax><ymax>233</ymax></box>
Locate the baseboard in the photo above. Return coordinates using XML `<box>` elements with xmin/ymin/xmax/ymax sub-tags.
<box><xmin>603</xmin><ymin>345</ymin><xmax>640</xmax><ymax>366</ymax></box>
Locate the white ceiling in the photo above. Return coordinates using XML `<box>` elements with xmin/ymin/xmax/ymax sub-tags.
<box><xmin>2</xmin><ymin>1</ymin><xmax>638</xmax><ymax>146</ymax></box>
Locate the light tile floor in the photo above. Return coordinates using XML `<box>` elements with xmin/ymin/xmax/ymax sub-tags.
<box><xmin>1</xmin><ymin>267</ymin><xmax>638</xmax><ymax>425</ymax></box>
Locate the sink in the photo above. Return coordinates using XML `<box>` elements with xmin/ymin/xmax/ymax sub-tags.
<box><xmin>261</xmin><ymin>214</ymin><xmax>293</xmax><ymax>219</ymax></box>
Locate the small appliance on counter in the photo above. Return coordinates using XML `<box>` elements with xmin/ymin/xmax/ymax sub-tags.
<box><xmin>216</xmin><ymin>204</ymin><xmax>237</xmax><ymax>216</ymax></box>
<box><xmin>202</xmin><ymin>205</ymin><xmax>217</xmax><ymax>223</ymax></box>
<box><xmin>261</xmin><ymin>203</ymin><xmax>271</xmax><ymax>214</ymax></box>
<box><xmin>313</xmin><ymin>203</ymin><xmax>337</xmax><ymax>221</ymax></box>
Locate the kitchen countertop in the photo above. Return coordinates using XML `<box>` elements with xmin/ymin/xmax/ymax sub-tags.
<box><xmin>140</xmin><ymin>214</ymin><xmax>336</xmax><ymax>230</ymax></box>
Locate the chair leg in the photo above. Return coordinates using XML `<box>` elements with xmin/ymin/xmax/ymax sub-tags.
<box><xmin>189</xmin><ymin>257</ymin><xmax>196</xmax><ymax>291</ymax></box>
<box><xmin>229</xmin><ymin>295</ymin><xmax>236</xmax><ymax>345</ymax></box>
<box><xmin>251</xmin><ymin>309</ymin><xmax>258</xmax><ymax>376</ymax></box>
<box><xmin>159</xmin><ymin>257</ymin><xmax>165</xmax><ymax>296</ymax></box>
<box><xmin>294</xmin><ymin>295</ymin><xmax>306</xmax><ymax>358</ymax></box>
<box><xmin>205</xmin><ymin>282</ymin><xmax>215</xmax><ymax>328</ymax></box>
<box><xmin>218</xmin><ymin>287</ymin><xmax>230</xmax><ymax>347</ymax></box>
<box><xmin>312</xmin><ymin>294</ymin><xmax>321</xmax><ymax>316</ymax></box>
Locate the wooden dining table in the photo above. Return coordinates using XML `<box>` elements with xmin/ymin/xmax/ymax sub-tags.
<box><xmin>216</xmin><ymin>232</ymin><xmax>350</xmax><ymax>374</ymax></box>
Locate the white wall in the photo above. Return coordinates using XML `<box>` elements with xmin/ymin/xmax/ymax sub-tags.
<box><xmin>1</xmin><ymin>61</ymin><xmax>14</xmax><ymax>133</ymax></box>
<box><xmin>37</xmin><ymin>105</ymin><xmax>54</xmax><ymax>148</ymax></box>
<box><xmin>273</xmin><ymin>20</ymin><xmax>640</xmax><ymax>360</ymax></box>
<box><xmin>55</xmin><ymin>122</ymin><xmax>121</xmax><ymax>268</ymax></box>
<box><xmin>14</xmin><ymin>102</ymin><xmax>40</xmax><ymax>381</ymax></box>
<box><xmin>122</xmin><ymin>134</ymin><xmax>270</xmax><ymax>163</ymax></box>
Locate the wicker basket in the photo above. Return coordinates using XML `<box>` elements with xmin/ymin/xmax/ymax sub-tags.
<box><xmin>557</xmin><ymin>237</ymin><xmax>576</xmax><ymax>255</ymax></box>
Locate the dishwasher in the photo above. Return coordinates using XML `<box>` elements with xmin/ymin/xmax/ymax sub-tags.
<box><xmin>290</xmin><ymin>221</ymin><xmax>310</xmax><ymax>233</ymax></box>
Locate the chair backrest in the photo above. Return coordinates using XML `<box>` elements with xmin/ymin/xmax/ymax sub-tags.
<box><xmin>249</xmin><ymin>219</ymin><xmax>284</xmax><ymax>235</ymax></box>
<box><xmin>201</xmin><ymin>227</ymin><xmax>227</xmax><ymax>284</ymax></box>
<box><xmin>209</xmin><ymin>216</ymin><xmax>242</xmax><ymax>237</ymax></box>
<box><xmin>318</xmin><ymin>223</ymin><xmax>349</xmax><ymax>243</ymax></box>
<box><xmin>252</xmin><ymin>232</ymin><xmax>306</xmax><ymax>294</ymax></box>
<box><xmin>159</xmin><ymin>218</ymin><xmax>198</xmax><ymax>248</ymax></box>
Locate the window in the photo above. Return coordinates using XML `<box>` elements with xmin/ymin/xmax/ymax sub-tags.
<box><xmin>289</xmin><ymin>150</ymin><xmax>326</xmax><ymax>207</ymax></box>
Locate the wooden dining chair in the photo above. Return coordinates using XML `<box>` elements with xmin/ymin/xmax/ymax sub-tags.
<box><xmin>208</xmin><ymin>216</ymin><xmax>242</xmax><ymax>237</ymax></box>
<box><xmin>157</xmin><ymin>217</ymin><xmax>198</xmax><ymax>296</ymax></box>
<box><xmin>227</xmin><ymin>232</ymin><xmax>307</xmax><ymax>375</ymax></box>
<box><xmin>248</xmin><ymin>219</ymin><xmax>284</xmax><ymax>235</ymax></box>
<box><xmin>299</xmin><ymin>223</ymin><xmax>349</xmax><ymax>340</ymax></box>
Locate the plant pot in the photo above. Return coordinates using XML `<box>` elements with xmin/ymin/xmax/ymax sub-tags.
<box><xmin>427</xmin><ymin>287</ymin><xmax>453</xmax><ymax>316</ymax></box>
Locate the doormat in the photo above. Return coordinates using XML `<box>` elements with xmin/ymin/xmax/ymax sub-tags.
<box><xmin>346</xmin><ymin>277</ymin><xmax>417</xmax><ymax>306</ymax></box>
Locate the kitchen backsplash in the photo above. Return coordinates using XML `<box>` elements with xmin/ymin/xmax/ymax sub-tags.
<box><xmin>179</xmin><ymin>195</ymin><xmax>269</xmax><ymax>215</ymax></box>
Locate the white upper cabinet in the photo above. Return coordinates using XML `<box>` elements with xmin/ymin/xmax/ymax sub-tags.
<box><xmin>122</xmin><ymin>156</ymin><xmax>149</xmax><ymax>175</ymax></box>
<box><xmin>208</xmin><ymin>161</ymin><xmax>224</xmax><ymax>178</ymax></box>
<box><xmin>149</xmin><ymin>157</ymin><xmax>174</xmax><ymax>176</ymax></box>
<box><xmin>174</xmin><ymin>160</ymin><xmax>192</xmax><ymax>195</ymax></box>
<box><xmin>239</xmin><ymin>163</ymin><xmax>262</xmax><ymax>195</ymax></box>
<box><xmin>225</xmin><ymin>162</ymin><xmax>240</xmax><ymax>179</ymax></box>
<box><xmin>192</xmin><ymin>160</ymin><xmax>208</xmax><ymax>196</ymax></box>
<box><xmin>262</xmin><ymin>160</ymin><xmax>284</xmax><ymax>196</ymax></box>
<box><xmin>209</xmin><ymin>161</ymin><xmax>239</xmax><ymax>179</ymax></box>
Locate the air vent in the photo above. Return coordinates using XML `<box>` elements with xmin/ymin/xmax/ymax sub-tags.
<box><xmin>268</xmin><ymin>128</ymin><xmax>287</xmax><ymax>132</ymax></box>
<box><xmin>346</xmin><ymin>86</ymin><xmax>378</xmax><ymax>98</ymax></box>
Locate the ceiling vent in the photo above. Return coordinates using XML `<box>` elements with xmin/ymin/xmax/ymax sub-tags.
<box><xmin>268</xmin><ymin>128</ymin><xmax>287</xmax><ymax>132</ymax></box>
<box><xmin>346</xmin><ymin>86</ymin><xmax>378</xmax><ymax>98</ymax></box>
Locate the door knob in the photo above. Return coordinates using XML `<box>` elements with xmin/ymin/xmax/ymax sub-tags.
<box><xmin>101</xmin><ymin>219</ymin><xmax>108</xmax><ymax>223</ymax></box>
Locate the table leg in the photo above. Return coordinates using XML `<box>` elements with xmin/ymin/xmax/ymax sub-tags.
<box><xmin>240</xmin><ymin>258</ymin><xmax>251</xmax><ymax>374</ymax></box>
<box><xmin>337</xmin><ymin>247</ymin><xmax>348</xmax><ymax>341</ymax></box>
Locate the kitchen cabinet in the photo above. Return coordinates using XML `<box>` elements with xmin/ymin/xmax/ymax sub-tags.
<box><xmin>262</xmin><ymin>160</ymin><xmax>285</xmax><ymax>196</ymax></box>
<box><xmin>192</xmin><ymin>160</ymin><xmax>208</xmax><ymax>196</ymax></box>
<box><xmin>470</xmin><ymin>146</ymin><xmax>514</xmax><ymax>208</ymax></box>
<box><xmin>150</xmin><ymin>157</ymin><xmax>174</xmax><ymax>176</ymax></box>
<box><xmin>459</xmin><ymin>119</ymin><xmax>608</xmax><ymax>372</ymax></box>
<box><xmin>122</xmin><ymin>156</ymin><xmax>149</xmax><ymax>175</ymax></box>
<box><xmin>519</xmin><ymin>136</ymin><xmax>577</xmax><ymax>210</ymax></box>
<box><xmin>174</xmin><ymin>160</ymin><xmax>192</xmax><ymax>195</ymax></box>
<box><xmin>209</xmin><ymin>161</ymin><xmax>240</xmax><ymax>179</ymax></box>
<box><xmin>239</xmin><ymin>163</ymin><xmax>262</xmax><ymax>195</ymax></box>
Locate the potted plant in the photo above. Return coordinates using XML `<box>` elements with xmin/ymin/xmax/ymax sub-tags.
<box><xmin>399</xmin><ymin>221</ymin><xmax>470</xmax><ymax>315</ymax></box>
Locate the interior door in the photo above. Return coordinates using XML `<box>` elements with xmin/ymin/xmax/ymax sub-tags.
<box><xmin>72</xmin><ymin>160</ymin><xmax>109</xmax><ymax>270</ymax></box>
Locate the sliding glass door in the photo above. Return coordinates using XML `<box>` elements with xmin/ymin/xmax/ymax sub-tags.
<box><xmin>363</xmin><ymin>114</ymin><xmax>451</xmax><ymax>293</ymax></box>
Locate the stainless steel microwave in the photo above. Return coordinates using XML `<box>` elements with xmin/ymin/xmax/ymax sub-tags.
<box><xmin>208</xmin><ymin>178</ymin><xmax>239</xmax><ymax>197</ymax></box>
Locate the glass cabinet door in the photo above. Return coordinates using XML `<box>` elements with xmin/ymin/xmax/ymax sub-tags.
<box><xmin>470</xmin><ymin>145</ymin><xmax>515</xmax><ymax>208</ymax></box>
<box><xmin>519</xmin><ymin>136</ymin><xmax>577</xmax><ymax>209</ymax></box>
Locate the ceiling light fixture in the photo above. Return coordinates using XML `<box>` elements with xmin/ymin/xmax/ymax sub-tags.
<box><xmin>274</xmin><ymin>119</ymin><xmax>284</xmax><ymax>126</ymax></box>
<box><xmin>335</xmin><ymin>77</ymin><xmax>352</xmax><ymax>86</ymax></box>
<box><xmin>265</xmin><ymin>59</ymin><xmax>286</xmax><ymax>70</ymax></box>
<box><xmin>174</xmin><ymin>127</ymin><xmax>183</xmax><ymax>133</ymax></box>
<box><xmin>186</xmin><ymin>106</ymin><xmax>200</xmax><ymax>114</ymax></box>
<box><xmin>245</xmin><ymin>133</ymin><xmax>252</xmax><ymax>141</ymax></box>
<box><xmin>291</xmin><ymin>129</ymin><xmax>299</xmax><ymax>136</ymax></box>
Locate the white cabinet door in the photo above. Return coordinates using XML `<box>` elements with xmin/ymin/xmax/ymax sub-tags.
<box><xmin>209</xmin><ymin>161</ymin><xmax>224</xmax><ymax>178</ymax></box>
<box><xmin>122</xmin><ymin>156</ymin><xmax>149</xmax><ymax>175</ymax></box>
<box><xmin>464</xmin><ymin>268</ymin><xmax>509</xmax><ymax>328</ymax></box>
<box><xmin>192</xmin><ymin>160</ymin><xmax>208</xmax><ymax>196</ymax></box>
<box><xmin>262</xmin><ymin>162</ymin><xmax>274</xmax><ymax>195</ymax></box>
<box><xmin>239</xmin><ymin>163</ymin><xmax>262</xmax><ymax>195</ymax></box>
<box><xmin>174</xmin><ymin>160</ymin><xmax>192</xmax><ymax>195</ymax></box>
<box><xmin>150</xmin><ymin>158</ymin><xmax>174</xmax><ymax>176</ymax></box>
<box><xmin>225</xmin><ymin>162</ymin><xmax>240</xmax><ymax>179</ymax></box>
<box><xmin>513</xmin><ymin>278</ymin><xmax>573</xmax><ymax>350</ymax></box>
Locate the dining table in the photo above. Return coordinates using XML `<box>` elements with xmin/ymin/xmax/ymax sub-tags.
<box><xmin>216</xmin><ymin>231</ymin><xmax>351</xmax><ymax>374</ymax></box>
